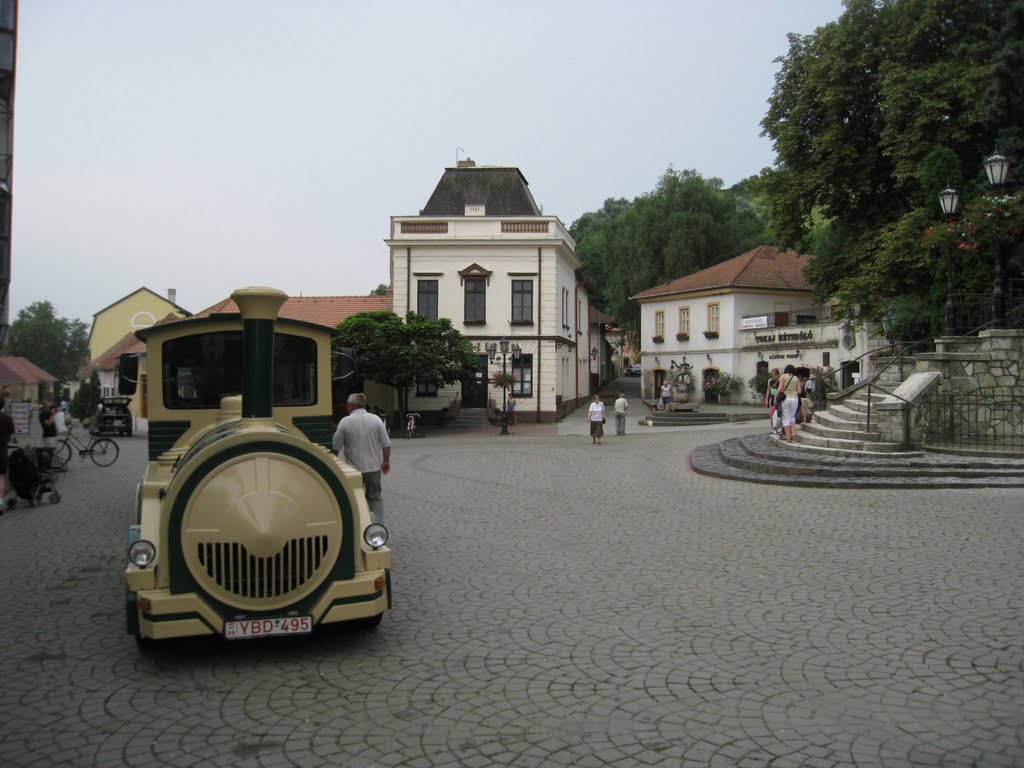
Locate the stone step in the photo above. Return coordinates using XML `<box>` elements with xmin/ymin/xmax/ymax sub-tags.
<box><xmin>802</xmin><ymin>421</ymin><xmax>883</xmax><ymax>442</ymax></box>
<box><xmin>814</xmin><ymin>409</ymin><xmax>869</xmax><ymax>430</ymax></box>
<box><xmin>792</xmin><ymin>431</ymin><xmax>906</xmax><ymax>452</ymax></box>
<box><xmin>689</xmin><ymin>435</ymin><xmax>1024</xmax><ymax>488</ymax></box>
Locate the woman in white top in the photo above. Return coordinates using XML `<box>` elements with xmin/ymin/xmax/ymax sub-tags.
<box><xmin>587</xmin><ymin>394</ymin><xmax>605</xmax><ymax>445</ymax></box>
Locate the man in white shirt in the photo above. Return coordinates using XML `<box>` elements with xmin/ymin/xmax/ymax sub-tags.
<box><xmin>332</xmin><ymin>393</ymin><xmax>391</xmax><ymax>521</ymax></box>
<box><xmin>613</xmin><ymin>392</ymin><xmax>628</xmax><ymax>435</ymax></box>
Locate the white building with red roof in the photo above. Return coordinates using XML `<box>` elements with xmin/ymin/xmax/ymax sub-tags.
<box><xmin>631</xmin><ymin>246</ymin><xmax>878</xmax><ymax>403</ymax></box>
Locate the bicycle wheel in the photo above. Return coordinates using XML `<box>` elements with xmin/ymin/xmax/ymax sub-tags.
<box><xmin>89</xmin><ymin>438</ymin><xmax>120</xmax><ymax>467</ymax></box>
<box><xmin>52</xmin><ymin>441</ymin><xmax>72</xmax><ymax>469</ymax></box>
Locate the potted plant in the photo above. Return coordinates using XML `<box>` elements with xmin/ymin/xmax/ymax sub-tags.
<box><xmin>675</xmin><ymin>333</ymin><xmax>689</xmax><ymax>341</ymax></box>
<box><xmin>703</xmin><ymin>331</ymin><xmax>719</xmax><ymax>339</ymax></box>
<box><xmin>490</xmin><ymin>371</ymin><xmax>516</xmax><ymax>389</ymax></box>
<box><xmin>651</xmin><ymin>335</ymin><xmax>665</xmax><ymax>343</ymax></box>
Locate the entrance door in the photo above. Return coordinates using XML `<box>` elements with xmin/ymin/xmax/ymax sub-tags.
<box><xmin>461</xmin><ymin>355</ymin><xmax>489</xmax><ymax>408</ymax></box>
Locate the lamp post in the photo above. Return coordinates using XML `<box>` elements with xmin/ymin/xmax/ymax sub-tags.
<box><xmin>939</xmin><ymin>186</ymin><xmax>960</xmax><ymax>336</ymax></box>
<box><xmin>486</xmin><ymin>336</ymin><xmax>521</xmax><ymax>436</ymax></box>
<box><xmin>984</xmin><ymin>151</ymin><xmax>1010</xmax><ymax>328</ymax></box>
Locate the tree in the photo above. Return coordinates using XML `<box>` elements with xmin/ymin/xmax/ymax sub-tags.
<box><xmin>369</xmin><ymin>284</ymin><xmax>389</xmax><ymax>296</ymax></box>
<box><xmin>71</xmin><ymin>370</ymin><xmax>102</xmax><ymax>421</ymax></box>
<box><xmin>760</xmin><ymin>0</ymin><xmax>1022</xmax><ymax>325</ymax></box>
<box><xmin>572</xmin><ymin>168</ymin><xmax>769</xmax><ymax>342</ymax></box>
<box><xmin>333</xmin><ymin>311</ymin><xmax>479</xmax><ymax>419</ymax></box>
<box><xmin>8</xmin><ymin>301</ymin><xmax>90</xmax><ymax>383</ymax></box>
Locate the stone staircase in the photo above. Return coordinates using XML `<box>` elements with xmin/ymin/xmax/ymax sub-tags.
<box><xmin>797</xmin><ymin>391</ymin><xmax>907</xmax><ymax>452</ymax></box>
<box><xmin>450</xmin><ymin>407</ymin><xmax>492</xmax><ymax>429</ymax></box>
<box><xmin>690</xmin><ymin>433</ymin><xmax>1024</xmax><ymax>488</ymax></box>
<box><xmin>647</xmin><ymin>410</ymin><xmax>731</xmax><ymax>427</ymax></box>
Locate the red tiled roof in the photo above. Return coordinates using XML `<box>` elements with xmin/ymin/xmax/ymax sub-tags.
<box><xmin>0</xmin><ymin>356</ymin><xmax>58</xmax><ymax>384</ymax></box>
<box><xmin>631</xmin><ymin>246</ymin><xmax>813</xmax><ymax>300</ymax></box>
<box><xmin>80</xmin><ymin>332</ymin><xmax>147</xmax><ymax>376</ymax></box>
<box><xmin>193</xmin><ymin>294</ymin><xmax>393</xmax><ymax>328</ymax></box>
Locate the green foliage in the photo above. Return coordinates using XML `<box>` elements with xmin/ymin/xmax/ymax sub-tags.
<box><xmin>704</xmin><ymin>371</ymin><xmax>742</xmax><ymax>402</ymax></box>
<box><xmin>749</xmin><ymin>370</ymin><xmax>771</xmax><ymax>402</ymax></box>
<box><xmin>8</xmin><ymin>301</ymin><xmax>90</xmax><ymax>384</ymax></box>
<box><xmin>571</xmin><ymin>169</ymin><xmax>769</xmax><ymax>339</ymax></box>
<box><xmin>70</xmin><ymin>370</ymin><xmax>102</xmax><ymax>420</ymax></box>
<box><xmin>333</xmin><ymin>311</ymin><xmax>479</xmax><ymax>416</ymax></box>
<box><xmin>369</xmin><ymin>284</ymin><xmax>389</xmax><ymax>296</ymax></box>
<box><xmin>760</xmin><ymin>0</ymin><xmax>1022</xmax><ymax>324</ymax></box>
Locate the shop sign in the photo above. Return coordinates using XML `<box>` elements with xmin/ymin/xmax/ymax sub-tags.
<box><xmin>741</xmin><ymin>315</ymin><xmax>769</xmax><ymax>330</ymax></box>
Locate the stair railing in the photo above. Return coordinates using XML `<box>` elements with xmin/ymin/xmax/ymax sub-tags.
<box><xmin>822</xmin><ymin>307</ymin><xmax>1023</xmax><ymax>442</ymax></box>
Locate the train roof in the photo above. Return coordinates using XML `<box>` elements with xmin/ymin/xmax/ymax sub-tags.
<box><xmin>134</xmin><ymin>311</ymin><xmax>338</xmax><ymax>342</ymax></box>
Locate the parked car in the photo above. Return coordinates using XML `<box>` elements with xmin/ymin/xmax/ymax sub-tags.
<box><xmin>92</xmin><ymin>396</ymin><xmax>133</xmax><ymax>436</ymax></box>
<box><xmin>626</xmin><ymin>364</ymin><xmax>642</xmax><ymax>377</ymax></box>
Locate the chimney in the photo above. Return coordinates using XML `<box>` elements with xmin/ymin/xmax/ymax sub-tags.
<box><xmin>230</xmin><ymin>286</ymin><xmax>288</xmax><ymax>419</ymax></box>
<box><xmin>456</xmin><ymin>157</ymin><xmax>476</xmax><ymax>168</ymax></box>
<box><xmin>167</xmin><ymin>288</ymin><xmax>177</xmax><ymax>304</ymax></box>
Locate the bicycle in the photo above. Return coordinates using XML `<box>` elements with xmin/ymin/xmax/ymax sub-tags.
<box><xmin>51</xmin><ymin>428</ymin><xmax>120</xmax><ymax>468</ymax></box>
<box><xmin>405</xmin><ymin>412</ymin><xmax>421</xmax><ymax>439</ymax></box>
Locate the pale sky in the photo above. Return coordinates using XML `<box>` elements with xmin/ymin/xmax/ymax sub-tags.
<box><xmin>11</xmin><ymin>0</ymin><xmax>844</xmax><ymax>326</ymax></box>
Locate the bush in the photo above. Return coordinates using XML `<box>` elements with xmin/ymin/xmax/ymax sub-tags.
<box><xmin>704</xmin><ymin>372</ymin><xmax>743</xmax><ymax>402</ymax></box>
<box><xmin>749</xmin><ymin>370</ymin><xmax>771</xmax><ymax>402</ymax></box>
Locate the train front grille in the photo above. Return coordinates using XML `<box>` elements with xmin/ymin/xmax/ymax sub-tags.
<box><xmin>196</xmin><ymin>536</ymin><xmax>330</xmax><ymax>599</ymax></box>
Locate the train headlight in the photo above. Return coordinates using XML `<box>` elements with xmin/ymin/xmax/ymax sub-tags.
<box><xmin>363</xmin><ymin>524</ymin><xmax>388</xmax><ymax>550</ymax></box>
<box><xmin>128</xmin><ymin>540</ymin><xmax>157</xmax><ymax>567</ymax></box>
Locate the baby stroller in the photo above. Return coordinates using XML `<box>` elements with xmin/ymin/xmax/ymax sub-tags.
<box><xmin>6</xmin><ymin>446</ymin><xmax>62</xmax><ymax>508</ymax></box>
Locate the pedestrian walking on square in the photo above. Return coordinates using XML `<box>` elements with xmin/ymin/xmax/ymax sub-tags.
<box><xmin>778</xmin><ymin>364</ymin><xmax>803</xmax><ymax>443</ymax></box>
<box><xmin>587</xmin><ymin>394</ymin><xmax>605</xmax><ymax>444</ymax></box>
<box><xmin>614</xmin><ymin>392</ymin><xmax>628</xmax><ymax>435</ymax></box>
<box><xmin>660</xmin><ymin>380</ymin><xmax>672</xmax><ymax>411</ymax></box>
<box><xmin>332</xmin><ymin>392</ymin><xmax>391</xmax><ymax>521</ymax></box>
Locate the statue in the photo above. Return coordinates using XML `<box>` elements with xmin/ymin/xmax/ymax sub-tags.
<box><xmin>670</xmin><ymin>361</ymin><xmax>694</xmax><ymax>404</ymax></box>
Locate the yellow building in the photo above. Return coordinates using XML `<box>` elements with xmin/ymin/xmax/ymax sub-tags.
<box><xmin>86</xmin><ymin>288</ymin><xmax>190</xmax><ymax>421</ymax></box>
<box><xmin>88</xmin><ymin>288</ymin><xmax>190</xmax><ymax>362</ymax></box>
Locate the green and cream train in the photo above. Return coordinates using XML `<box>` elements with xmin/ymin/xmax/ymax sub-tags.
<box><xmin>123</xmin><ymin>286</ymin><xmax>391</xmax><ymax>642</ymax></box>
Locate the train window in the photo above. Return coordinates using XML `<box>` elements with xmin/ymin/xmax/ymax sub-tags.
<box><xmin>162</xmin><ymin>332</ymin><xmax>317</xmax><ymax>409</ymax></box>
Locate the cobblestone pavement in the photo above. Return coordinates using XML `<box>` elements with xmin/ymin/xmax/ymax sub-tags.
<box><xmin>1</xmin><ymin>423</ymin><xmax>1022</xmax><ymax>767</ymax></box>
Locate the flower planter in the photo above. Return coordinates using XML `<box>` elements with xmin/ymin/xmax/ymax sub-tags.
<box><xmin>703</xmin><ymin>331</ymin><xmax>719</xmax><ymax>339</ymax></box>
<box><xmin>651</xmin><ymin>336</ymin><xmax>665</xmax><ymax>343</ymax></box>
<box><xmin>675</xmin><ymin>334</ymin><xmax>690</xmax><ymax>341</ymax></box>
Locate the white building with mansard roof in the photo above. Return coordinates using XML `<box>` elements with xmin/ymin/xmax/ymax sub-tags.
<box><xmin>631</xmin><ymin>246</ymin><xmax>881</xmax><ymax>403</ymax></box>
<box><xmin>387</xmin><ymin>161</ymin><xmax>599</xmax><ymax>422</ymax></box>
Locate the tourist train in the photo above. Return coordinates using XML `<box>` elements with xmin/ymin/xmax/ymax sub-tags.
<box><xmin>122</xmin><ymin>286</ymin><xmax>391</xmax><ymax>643</ymax></box>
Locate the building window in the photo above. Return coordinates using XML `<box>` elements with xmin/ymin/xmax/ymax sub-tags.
<box><xmin>512</xmin><ymin>354</ymin><xmax>533</xmax><ymax>396</ymax></box>
<box><xmin>562</xmin><ymin>287</ymin><xmax>570</xmax><ymax>328</ymax></box>
<box><xmin>416</xmin><ymin>382</ymin><xmax>438</xmax><ymax>396</ymax></box>
<box><xmin>417</xmin><ymin>280</ymin><xmax>438</xmax><ymax>320</ymax></box>
<box><xmin>655</xmin><ymin>311</ymin><xmax>665</xmax><ymax>338</ymax></box>
<box><xmin>708</xmin><ymin>303</ymin><xmax>720</xmax><ymax>333</ymax></box>
<box><xmin>464</xmin><ymin>278</ymin><xmax>486</xmax><ymax>323</ymax></box>
<box><xmin>678</xmin><ymin>307</ymin><xmax>690</xmax><ymax>336</ymax></box>
<box><xmin>822</xmin><ymin>352</ymin><xmax>831</xmax><ymax>367</ymax></box>
<box><xmin>512</xmin><ymin>280</ymin><xmax>533</xmax><ymax>324</ymax></box>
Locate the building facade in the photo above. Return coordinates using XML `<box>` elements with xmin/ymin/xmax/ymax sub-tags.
<box><xmin>388</xmin><ymin>162</ymin><xmax>594</xmax><ymax>422</ymax></box>
<box><xmin>88</xmin><ymin>287</ymin><xmax>190</xmax><ymax>362</ymax></box>
<box><xmin>633</xmin><ymin>246</ymin><xmax>879</xmax><ymax>403</ymax></box>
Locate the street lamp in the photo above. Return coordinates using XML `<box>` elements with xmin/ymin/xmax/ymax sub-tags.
<box><xmin>487</xmin><ymin>336</ymin><xmax>521</xmax><ymax>436</ymax></box>
<box><xmin>984</xmin><ymin>151</ymin><xmax>1010</xmax><ymax>328</ymax></box>
<box><xmin>939</xmin><ymin>186</ymin><xmax>960</xmax><ymax>336</ymax></box>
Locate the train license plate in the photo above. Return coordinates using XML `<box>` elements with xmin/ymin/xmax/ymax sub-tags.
<box><xmin>224</xmin><ymin>616</ymin><xmax>312</xmax><ymax>639</ymax></box>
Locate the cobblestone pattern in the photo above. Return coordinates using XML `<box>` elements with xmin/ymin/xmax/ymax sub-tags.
<box><xmin>1</xmin><ymin>427</ymin><xmax>1022</xmax><ymax>767</ymax></box>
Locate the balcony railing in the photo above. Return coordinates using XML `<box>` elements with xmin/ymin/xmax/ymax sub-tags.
<box><xmin>741</xmin><ymin>306</ymin><xmax>832</xmax><ymax>329</ymax></box>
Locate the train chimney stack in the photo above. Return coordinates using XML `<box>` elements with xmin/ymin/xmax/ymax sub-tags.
<box><xmin>230</xmin><ymin>286</ymin><xmax>288</xmax><ymax>419</ymax></box>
